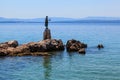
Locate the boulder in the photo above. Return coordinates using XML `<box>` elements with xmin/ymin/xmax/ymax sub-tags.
<box><xmin>0</xmin><ymin>39</ymin><xmax>65</xmax><ymax>56</ymax></box>
<box><xmin>5</xmin><ymin>45</ymin><xmax>30</xmax><ymax>56</ymax></box>
<box><xmin>78</xmin><ymin>48</ymin><xmax>86</xmax><ymax>54</ymax></box>
<box><xmin>27</xmin><ymin>42</ymin><xmax>42</xmax><ymax>52</ymax></box>
<box><xmin>97</xmin><ymin>44</ymin><xmax>104</xmax><ymax>49</ymax></box>
<box><xmin>0</xmin><ymin>43</ymin><xmax>9</xmax><ymax>49</ymax></box>
<box><xmin>66</xmin><ymin>39</ymin><xmax>87</xmax><ymax>52</ymax></box>
<box><xmin>7</xmin><ymin>40</ymin><xmax>18</xmax><ymax>48</ymax></box>
<box><xmin>0</xmin><ymin>40</ymin><xmax>19</xmax><ymax>56</ymax></box>
<box><xmin>0</xmin><ymin>49</ymin><xmax>8</xmax><ymax>56</ymax></box>
<box><xmin>28</xmin><ymin>39</ymin><xmax>65</xmax><ymax>52</ymax></box>
<box><xmin>0</xmin><ymin>40</ymin><xmax>18</xmax><ymax>49</ymax></box>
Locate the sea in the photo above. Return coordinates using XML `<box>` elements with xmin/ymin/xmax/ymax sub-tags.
<box><xmin>0</xmin><ymin>22</ymin><xmax>120</xmax><ymax>80</ymax></box>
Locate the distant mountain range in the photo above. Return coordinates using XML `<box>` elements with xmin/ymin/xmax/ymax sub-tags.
<box><xmin>0</xmin><ymin>17</ymin><xmax>120</xmax><ymax>23</ymax></box>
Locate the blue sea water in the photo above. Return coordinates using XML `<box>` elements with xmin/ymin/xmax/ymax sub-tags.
<box><xmin>0</xmin><ymin>23</ymin><xmax>120</xmax><ymax>80</ymax></box>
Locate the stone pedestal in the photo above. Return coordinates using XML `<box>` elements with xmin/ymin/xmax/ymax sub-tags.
<box><xmin>43</xmin><ymin>28</ymin><xmax>51</xmax><ymax>40</ymax></box>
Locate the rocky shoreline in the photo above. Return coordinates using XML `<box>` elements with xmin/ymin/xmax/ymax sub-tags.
<box><xmin>66</xmin><ymin>39</ymin><xmax>87</xmax><ymax>53</ymax></box>
<box><xmin>0</xmin><ymin>17</ymin><xmax>104</xmax><ymax>57</ymax></box>
<box><xmin>0</xmin><ymin>39</ymin><xmax>92</xmax><ymax>57</ymax></box>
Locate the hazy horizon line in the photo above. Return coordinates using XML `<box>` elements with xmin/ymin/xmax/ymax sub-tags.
<box><xmin>1</xmin><ymin>16</ymin><xmax>120</xmax><ymax>19</ymax></box>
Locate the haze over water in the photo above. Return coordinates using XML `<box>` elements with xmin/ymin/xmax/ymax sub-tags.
<box><xmin>0</xmin><ymin>23</ymin><xmax>120</xmax><ymax>80</ymax></box>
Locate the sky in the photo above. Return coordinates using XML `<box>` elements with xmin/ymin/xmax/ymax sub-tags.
<box><xmin>0</xmin><ymin>0</ymin><xmax>120</xmax><ymax>18</ymax></box>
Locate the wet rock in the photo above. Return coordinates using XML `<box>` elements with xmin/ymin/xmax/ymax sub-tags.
<box><xmin>27</xmin><ymin>42</ymin><xmax>42</xmax><ymax>52</ymax></box>
<box><xmin>66</xmin><ymin>39</ymin><xmax>87</xmax><ymax>52</ymax></box>
<box><xmin>28</xmin><ymin>39</ymin><xmax>65</xmax><ymax>52</ymax></box>
<box><xmin>0</xmin><ymin>44</ymin><xmax>9</xmax><ymax>49</ymax></box>
<box><xmin>7</xmin><ymin>40</ymin><xmax>18</xmax><ymax>48</ymax></box>
<box><xmin>0</xmin><ymin>40</ymin><xmax>19</xmax><ymax>56</ymax></box>
<box><xmin>78</xmin><ymin>48</ymin><xmax>86</xmax><ymax>54</ymax></box>
<box><xmin>31</xmin><ymin>52</ymin><xmax>51</xmax><ymax>56</ymax></box>
<box><xmin>6</xmin><ymin>45</ymin><xmax>30</xmax><ymax>56</ymax></box>
<box><xmin>0</xmin><ymin>39</ymin><xmax>65</xmax><ymax>56</ymax></box>
<box><xmin>0</xmin><ymin>49</ymin><xmax>8</xmax><ymax>56</ymax></box>
<box><xmin>97</xmin><ymin>44</ymin><xmax>104</xmax><ymax>49</ymax></box>
<box><xmin>0</xmin><ymin>40</ymin><xmax>18</xmax><ymax>49</ymax></box>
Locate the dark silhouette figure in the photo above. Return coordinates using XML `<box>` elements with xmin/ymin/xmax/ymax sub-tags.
<box><xmin>45</xmin><ymin>16</ymin><xmax>48</xmax><ymax>28</ymax></box>
<box><xmin>43</xmin><ymin>16</ymin><xmax>51</xmax><ymax>40</ymax></box>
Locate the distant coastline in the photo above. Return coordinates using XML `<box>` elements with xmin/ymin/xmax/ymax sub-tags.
<box><xmin>0</xmin><ymin>17</ymin><xmax>120</xmax><ymax>23</ymax></box>
<box><xmin>0</xmin><ymin>20</ymin><xmax>120</xmax><ymax>23</ymax></box>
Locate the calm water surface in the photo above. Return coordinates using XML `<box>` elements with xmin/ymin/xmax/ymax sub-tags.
<box><xmin>0</xmin><ymin>23</ymin><xmax>120</xmax><ymax>80</ymax></box>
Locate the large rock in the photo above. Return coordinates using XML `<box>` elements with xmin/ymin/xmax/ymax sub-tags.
<box><xmin>78</xmin><ymin>48</ymin><xmax>86</xmax><ymax>54</ymax></box>
<box><xmin>0</xmin><ymin>49</ymin><xmax>8</xmax><ymax>56</ymax></box>
<box><xmin>0</xmin><ymin>40</ymin><xmax>18</xmax><ymax>49</ymax></box>
<box><xmin>0</xmin><ymin>40</ymin><xmax>19</xmax><ymax>56</ymax></box>
<box><xmin>66</xmin><ymin>39</ymin><xmax>87</xmax><ymax>54</ymax></box>
<box><xmin>0</xmin><ymin>39</ymin><xmax>64</xmax><ymax>56</ymax></box>
<box><xmin>97</xmin><ymin>44</ymin><xmax>104</xmax><ymax>49</ymax></box>
<box><xmin>66</xmin><ymin>39</ymin><xmax>87</xmax><ymax>52</ymax></box>
<box><xmin>28</xmin><ymin>39</ymin><xmax>65</xmax><ymax>52</ymax></box>
<box><xmin>7</xmin><ymin>40</ymin><xmax>18</xmax><ymax>47</ymax></box>
<box><xmin>0</xmin><ymin>43</ymin><xmax>9</xmax><ymax>49</ymax></box>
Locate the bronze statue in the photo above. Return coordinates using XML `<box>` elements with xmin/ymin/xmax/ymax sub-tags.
<box><xmin>45</xmin><ymin>16</ymin><xmax>48</xmax><ymax>28</ymax></box>
<box><xmin>43</xmin><ymin>16</ymin><xmax>51</xmax><ymax>40</ymax></box>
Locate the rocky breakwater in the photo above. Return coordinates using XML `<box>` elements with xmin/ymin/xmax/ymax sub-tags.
<box><xmin>0</xmin><ymin>39</ymin><xmax>64</xmax><ymax>56</ymax></box>
<box><xmin>66</xmin><ymin>39</ymin><xmax>87</xmax><ymax>54</ymax></box>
